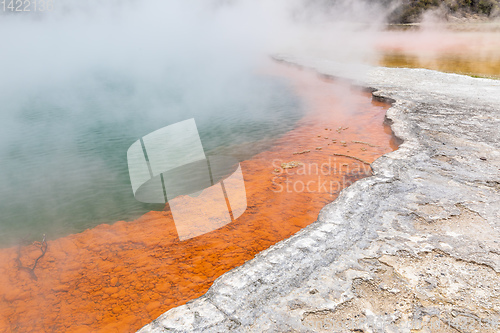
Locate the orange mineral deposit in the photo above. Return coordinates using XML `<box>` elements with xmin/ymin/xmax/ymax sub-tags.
<box><xmin>0</xmin><ymin>63</ymin><xmax>397</xmax><ymax>333</ymax></box>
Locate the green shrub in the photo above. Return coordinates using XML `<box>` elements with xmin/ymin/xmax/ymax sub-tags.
<box><xmin>478</xmin><ymin>0</ymin><xmax>495</xmax><ymax>14</ymax></box>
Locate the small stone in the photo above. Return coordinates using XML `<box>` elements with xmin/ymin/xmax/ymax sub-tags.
<box><xmin>293</xmin><ymin>150</ymin><xmax>310</xmax><ymax>155</ymax></box>
<box><xmin>146</xmin><ymin>301</ymin><xmax>162</xmax><ymax>312</ymax></box>
<box><xmin>110</xmin><ymin>277</ymin><xmax>118</xmax><ymax>286</ymax></box>
<box><xmin>52</xmin><ymin>285</ymin><xmax>69</xmax><ymax>293</ymax></box>
<box><xmin>4</xmin><ymin>290</ymin><xmax>30</xmax><ymax>301</ymax></box>
<box><xmin>156</xmin><ymin>282</ymin><xmax>171</xmax><ymax>293</ymax></box>
<box><xmin>104</xmin><ymin>287</ymin><xmax>119</xmax><ymax>295</ymax></box>
<box><xmin>281</xmin><ymin>161</ymin><xmax>302</xmax><ymax>169</ymax></box>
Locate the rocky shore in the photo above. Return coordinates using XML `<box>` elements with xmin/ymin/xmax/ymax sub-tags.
<box><xmin>139</xmin><ymin>56</ymin><xmax>500</xmax><ymax>332</ymax></box>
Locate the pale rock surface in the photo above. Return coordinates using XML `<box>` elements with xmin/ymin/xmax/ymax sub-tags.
<box><xmin>139</xmin><ymin>56</ymin><xmax>500</xmax><ymax>333</ymax></box>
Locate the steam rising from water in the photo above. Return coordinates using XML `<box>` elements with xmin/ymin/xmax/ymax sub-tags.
<box><xmin>0</xmin><ymin>0</ymin><xmax>396</xmax><ymax>245</ymax></box>
<box><xmin>0</xmin><ymin>0</ymin><xmax>394</xmax><ymax>88</ymax></box>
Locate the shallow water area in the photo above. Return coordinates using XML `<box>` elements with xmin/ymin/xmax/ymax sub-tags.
<box><xmin>376</xmin><ymin>29</ymin><xmax>500</xmax><ymax>78</ymax></box>
<box><xmin>0</xmin><ymin>63</ymin><xmax>397</xmax><ymax>333</ymax></box>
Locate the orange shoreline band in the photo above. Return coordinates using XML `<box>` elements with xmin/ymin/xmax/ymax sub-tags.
<box><xmin>0</xmin><ymin>63</ymin><xmax>397</xmax><ymax>333</ymax></box>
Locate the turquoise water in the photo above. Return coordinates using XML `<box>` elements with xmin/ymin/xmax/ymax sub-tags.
<box><xmin>0</xmin><ymin>69</ymin><xmax>303</xmax><ymax>247</ymax></box>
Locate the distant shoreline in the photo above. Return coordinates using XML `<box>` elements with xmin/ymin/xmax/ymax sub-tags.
<box><xmin>386</xmin><ymin>20</ymin><xmax>500</xmax><ymax>31</ymax></box>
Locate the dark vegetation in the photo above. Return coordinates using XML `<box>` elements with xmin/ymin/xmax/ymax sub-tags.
<box><xmin>388</xmin><ymin>0</ymin><xmax>500</xmax><ymax>23</ymax></box>
<box><xmin>306</xmin><ymin>0</ymin><xmax>500</xmax><ymax>24</ymax></box>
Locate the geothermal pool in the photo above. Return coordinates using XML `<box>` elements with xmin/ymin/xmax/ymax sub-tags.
<box><xmin>0</xmin><ymin>63</ymin><xmax>396</xmax><ymax>332</ymax></box>
<box><xmin>0</xmin><ymin>69</ymin><xmax>303</xmax><ymax>248</ymax></box>
<box><xmin>2</xmin><ymin>26</ymin><xmax>498</xmax><ymax>333</ymax></box>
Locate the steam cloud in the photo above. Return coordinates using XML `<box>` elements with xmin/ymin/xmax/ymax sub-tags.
<box><xmin>0</xmin><ymin>0</ymin><xmax>399</xmax><ymax>245</ymax></box>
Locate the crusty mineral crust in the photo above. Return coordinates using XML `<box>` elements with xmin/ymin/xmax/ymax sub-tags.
<box><xmin>138</xmin><ymin>57</ymin><xmax>500</xmax><ymax>333</ymax></box>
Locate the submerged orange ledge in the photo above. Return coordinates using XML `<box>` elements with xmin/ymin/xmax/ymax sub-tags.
<box><xmin>0</xmin><ymin>63</ymin><xmax>397</xmax><ymax>333</ymax></box>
